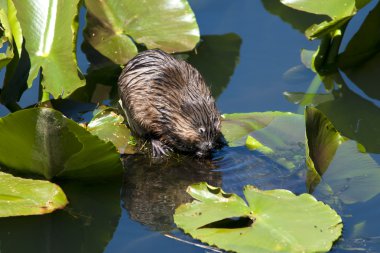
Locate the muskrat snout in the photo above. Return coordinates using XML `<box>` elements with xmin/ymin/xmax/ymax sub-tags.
<box><xmin>199</xmin><ymin>141</ymin><xmax>213</xmax><ymax>151</ymax></box>
<box><xmin>195</xmin><ymin>141</ymin><xmax>214</xmax><ymax>157</ymax></box>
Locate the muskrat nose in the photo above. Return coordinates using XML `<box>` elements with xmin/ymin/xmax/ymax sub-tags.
<box><xmin>200</xmin><ymin>141</ymin><xmax>213</xmax><ymax>151</ymax></box>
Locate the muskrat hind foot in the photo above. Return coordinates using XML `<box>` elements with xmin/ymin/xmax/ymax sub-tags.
<box><xmin>151</xmin><ymin>139</ymin><xmax>172</xmax><ymax>158</ymax></box>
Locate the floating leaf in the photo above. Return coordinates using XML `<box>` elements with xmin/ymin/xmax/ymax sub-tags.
<box><xmin>12</xmin><ymin>0</ymin><xmax>85</xmax><ymax>98</ymax></box>
<box><xmin>0</xmin><ymin>171</ymin><xmax>67</xmax><ymax>217</ymax></box>
<box><xmin>84</xmin><ymin>0</ymin><xmax>200</xmax><ymax>64</ymax></box>
<box><xmin>0</xmin><ymin>3</ymin><xmax>15</xmax><ymax>68</ymax></box>
<box><xmin>280</xmin><ymin>0</ymin><xmax>356</xmax><ymax>18</ymax></box>
<box><xmin>0</xmin><ymin>108</ymin><xmax>122</xmax><ymax>180</ymax></box>
<box><xmin>261</xmin><ymin>0</ymin><xmax>328</xmax><ymax>34</ymax></box>
<box><xmin>174</xmin><ymin>183</ymin><xmax>342</xmax><ymax>253</ymax></box>
<box><xmin>305</xmin><ymin>107</ymin><xmax>380</xmax><ymax>204</ymax></box>
<box><xmin>279</xmin><ymin>0</ymin><xmax>358</xmax><ymax>39</ymax></box>
<box><xmin>87</xmin><ymin>106</ymin><xmax>135</xmax><ymax>154</ymax></box>
<box><xmin>0</xmin><ymin>0</ymin><xmax>22</xmax><ymax>55</ymax></box>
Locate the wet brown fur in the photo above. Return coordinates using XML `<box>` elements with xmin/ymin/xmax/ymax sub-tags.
<box><xmin>118</xmin><ymin>49</ymin><xmax>222</xmax><ymax>157</ymax></box>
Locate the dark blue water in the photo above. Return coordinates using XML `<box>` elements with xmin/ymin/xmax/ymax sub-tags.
<box><xmin>1</xmin><ymin>1</ymin><xmax>380</xmax><ymax>253</ymax></box>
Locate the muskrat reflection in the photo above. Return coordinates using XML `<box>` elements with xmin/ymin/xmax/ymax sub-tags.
<box><xmin>121</xmin><ymin>155</ymin><xmax>221</xmax><ymax>232</ymax></box>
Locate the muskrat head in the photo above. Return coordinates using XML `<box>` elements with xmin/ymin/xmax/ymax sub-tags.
<box><xmin>193</xmin><ymin>120</ymin><xmax>222</xmax><ymax>157</ymax></box>
<box><xmin>168</xmin><ymin>104</ymin><xmax>222</xmax><ymax>158</ymax></box>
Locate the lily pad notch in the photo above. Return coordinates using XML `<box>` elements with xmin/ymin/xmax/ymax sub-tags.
<box><xmin>174</xmin><ymin>183</ymin><xmax>343</xmax><ymax>253</ymax></box>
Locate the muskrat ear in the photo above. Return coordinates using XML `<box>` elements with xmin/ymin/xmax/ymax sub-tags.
<box><xmin>198</xmin><ymin>127</ymin><xmax>206</xmax><ymax>134</ymax></box>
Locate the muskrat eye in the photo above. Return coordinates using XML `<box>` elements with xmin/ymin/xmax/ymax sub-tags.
<box><xmin>198</xmin><ymin>127</ymin><xmax>206</xmax><ymax>135</ymax></box>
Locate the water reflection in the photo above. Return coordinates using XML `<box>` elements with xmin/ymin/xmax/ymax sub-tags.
<box><xmin>122</xmin><ymin>145</ymin><xmax>307</xmax><ymax>233</ymax></box>
<box><xmin>213</xmin><ymin>146</ymin><xmax>306</xmax><ymax>196</ymax></box>
<box><xmin>121</xmin><ymin>155</ymin><xmax>222</xmax><ymax>232</ymax></box>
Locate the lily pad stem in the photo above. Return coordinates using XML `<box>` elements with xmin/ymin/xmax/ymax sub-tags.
<box><xmin>314</xmin><ymin>35</ymin><xmax>331</xmax><ymax>71</ymax></box>
<box><xmin>38</xmin><ymin>69</ymin><xmax>50</xmax><ymax>102</ymax></box>
<box><xmin>40</xmin><ymin>91</ymin><xmax>50</xmax><ymax>103</ymax></box>
<box><xmin>326</xmin><ymin>24</ymin><xmax>347</xmax><ymax>65</ymax></box>
<box><xmin>315</xmin><ymin>24</ymin><xmax>348</xmax><ymax>73</ymax></box>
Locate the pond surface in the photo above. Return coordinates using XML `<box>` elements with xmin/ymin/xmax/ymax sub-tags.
<box><xmin>1</xmin><ymin>1</ymin><xmax>380</xmax><ymax>253</ymax></box>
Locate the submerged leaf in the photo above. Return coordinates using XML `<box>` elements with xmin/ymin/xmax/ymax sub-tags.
<box><xmin>84</xmin><ymin>0</ymin><xmax>200</xmax><ymax>64</ymax></box>
<box><xmin>221</xmin><ymin>112</ymin><xmax>305</xmax><ymax>171</ymax></box>
<box><xmin>284</xmin><ymin>92</ymin><xmax>334</xmax><ymax>106</ymax></box>
<box><xmin>174</xmin><ymin>183</ymin><xmax>342</xmax><ymax>253</ymax></box>
<box><xmin>221</xmin><ymin>112</ymin><xmax>300</xmax><ymax>147</ymax></box>
<box><xmin>0</xmin><ymin>108</ymin><xmax>122</xmax><ymax>180</ymax></box>
<box><xmin>0</xmin><ymin>171</ymin><xmax>67</xmax><ymax>217</ymax></box>
<box><xmin>12</xmin><ymin>0</ymin><xmax>85</xmax><ymax>98</ymax></box>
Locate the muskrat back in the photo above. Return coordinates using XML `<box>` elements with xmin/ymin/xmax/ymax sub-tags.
<box><xmin>118</xmin><ymin>49</ymin><xmax>222</xmax><ymax>157</ymax></box>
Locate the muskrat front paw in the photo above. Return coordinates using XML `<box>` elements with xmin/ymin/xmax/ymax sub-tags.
<box><xmin>151</xmin><ymin>139</ymin><xmax>172</xmax><ymax>158</ymax></box>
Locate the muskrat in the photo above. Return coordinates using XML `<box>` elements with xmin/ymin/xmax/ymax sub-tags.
<box><xmin>118</xmin><ymin>49</ymin><xmax>222</xmax><ymax>158</ymax></box>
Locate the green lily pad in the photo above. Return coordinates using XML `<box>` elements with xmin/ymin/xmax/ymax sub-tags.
<box><xmin>174</xmin><ymin>183</ymin><xmax>342</xmax><ymax>253</ymax></box>
<box><xmin>0</xmin><ymin>108</ymin><xmax>122</xmax><ymax>180</ymax></box>
<box><xmin>305</xmin><ymin>107</ymin><xmax>380</xmax><ymax>204</ymax></box>
<box><xmin>0</xmin><ymin>0</ymin><xmax>22</xmax><ymax>56</ymax></box>
<box><xmin>84</xmin><ymin>0</ymin><xmax>200</xmax><ymax>64</ymax></box>
<box><xmin>0</xmin><ymin>3</ymin><xmax>16</xmax><ymax>68</ymax></box>
<box><xmin>12</xmin><ymin>0</ymin><xmax>85</xmax><ymax>98</ymax></box>
<box><xmin>279</xmin><ymin>0</ymin><xmax>359</xmax><ymax>40</ymax></box>
<box><xmin>0</xmin><ymin>171</ymin><xmax>67</xmax><ymax>217</ymax></box>
<box><xmin>280</xmin><ymin>0</ymin><xmax>356</xmax><ymax>18</ymax></box>
<box><xmin>262</xmin><ymin>0</ymin><xmax>328</xmax><ymax>34</ymax></box>
<box><xmin>87</xmin><ymin>106</ymin><xmax>135</xmax><ymax>154</ymax></box>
